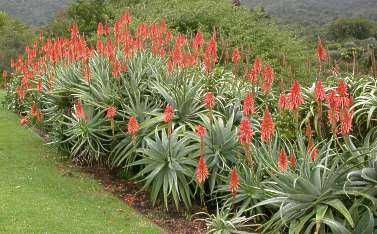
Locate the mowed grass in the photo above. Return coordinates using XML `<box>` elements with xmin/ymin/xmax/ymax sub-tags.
<box><xmin>0</xmin><ymin>91</ymin><xmax>162</xmax><ymax>233</ymax></box>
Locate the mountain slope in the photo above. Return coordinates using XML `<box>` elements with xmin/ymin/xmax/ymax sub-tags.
<box><xmin>0</xmin><ymin>0</ymin><xmax>71</xmax><ymax>26</ymax></box>
<box><xmin>243</xmin><ymin>0</ymin><xmax>377</xmax><ymax>27</ymax></box>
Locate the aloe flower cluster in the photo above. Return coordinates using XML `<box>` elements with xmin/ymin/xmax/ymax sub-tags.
<box><xmin>5</xmin><ymin>12</ymin><xmax>375</xmax><ymax>232</ymax></box>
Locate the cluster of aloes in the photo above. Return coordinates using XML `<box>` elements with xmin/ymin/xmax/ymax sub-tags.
<box><xmin>3</xmin><ymin>11</ymin><xmax>377</xmax><ymax>233</ymax></box>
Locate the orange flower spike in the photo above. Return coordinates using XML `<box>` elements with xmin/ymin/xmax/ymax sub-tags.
<box><xmin>317</xmin><ymin>38</ymin><xmax>328</xmax><ymax>62</ymax></box>
<box><xmin>196</xmin><ymin>155</ymin><xmax>209</xmax><ymax>184</ymax></box>
<box><xmin>239</xmin><ymin>118</ymin><xmax>254</xmax><ymax>145</ymax></box>
<box><xmin>242</xmin><ymin>94</ymin><xmax>256</xmax><ymax>117</ymax></box>
<box><xmin>315</xmin><ymin>80</ymin><xmax>326</xmax><ymax>102</ymax></box>
<box><xmin>164</xmin><ymin>104</ymin><xmax>174</xmax><ymax>136</ymax></box>
<box><xmin>261</xmin><ymin>109</ymin><xmax>276</xmax><ymax>142</ymax></box>
<box><xmin>289</xmin><ymin>80</ymin><xmax>304</xmax><ymax>110</ymax></box>
<box><xmin>163</xmin><ymin>104</ymin><xmax>174</xmax><ymax>124</ymax></box>
<box><xmin>340</xmin><ymin>110</ymin><xmax>353</xmax><ymax>136</ymax></box>
<box><xmin>75</xmin><ymin>101</ymin><xmax>86</xmax><ymax>120</ymax></box>
<box><xmin>278</xmin><ymin>93</ymin><xmax>291</xmax><ymax>111</ymax></box>
<box><xmin>336</xmin><ymin>80</ymin><xmax>348</xmax><ymax>97</ymax></box>
<box><xmin>204</xmin><ymin>92</ymin><xmax>215</xmax><ymax>110</ymax></box>
<box><xmin>128</xmin><ymin>116</ymin><xmax>140</xmax><ymax>136</ymax></box>
<box><xmin>229</xmin><ymin>168</ymin><xmax>240</xmax><ymax>197</ymax></box>
<box><xmin>262</xmin><ymin>64</ymin><xmax>274</xmax><ymax>94</ymax></box>
<box><xmin>232</xmin><ymin>48</ymin><xmax>241</xmax><ymax>65</ymax></box>
<box><xmin>196</xmin><ymin>125</ymin><xmax>207</xmax><ymax>139</ymax></box>
<box><xmin>278</xmin><ymin>149</ymin><xmax>289</xmax><ymax>172</ymax></box>
<box><xmin>106</xmin><ymin>106</ymin><xmax>117</xmax><ymax>120</ymax></box>
<box><xmin>289</xmin><ymin>153</ymin><xmax>297</xmax><ymax>169</ymax></box>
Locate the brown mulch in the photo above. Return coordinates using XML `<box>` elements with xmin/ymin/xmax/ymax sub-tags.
<box><xmin>75</xmin><ymin>166</ymin><xmax>207</xmax><ymax>234</ymax></box>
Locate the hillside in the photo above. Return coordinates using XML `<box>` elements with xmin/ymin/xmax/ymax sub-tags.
<box><xmin>243</xmin><ymin>0</ymin><xmax>377</xmax><ymax>27</ymax></box>
<box><xmin>0</xmin><ymin>0</ymin><xmax>71</xmax><ymax>26</ymax></box>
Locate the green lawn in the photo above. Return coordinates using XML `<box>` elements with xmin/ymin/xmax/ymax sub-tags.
<box><xmin>0</xmin><ymin>91</ymin><xmax>162</xmax><ymax>233</ymax></box>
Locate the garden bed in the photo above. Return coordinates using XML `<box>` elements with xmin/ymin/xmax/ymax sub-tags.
<box><xmin>79</xmin><ymin>166</ymin><xmax>206</xmax><ymax>233</ymax></box>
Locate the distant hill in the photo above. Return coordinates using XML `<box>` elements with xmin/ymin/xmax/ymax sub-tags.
<box><xmin>0</xmin><ymin>0</ymin><xmax>71</xmax><ymax>26</ymax></box>
<box><xmin>243</xmin><ymin>0</ymin><xmax>377</xmax><ymax>27</ymax></box>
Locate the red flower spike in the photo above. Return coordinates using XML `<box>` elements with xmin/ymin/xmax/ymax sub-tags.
<box><xmin>196</xmin><ymin>125</ymin><xmax>207</xmax><ymax>139</ymax></box>
<box><xmin>203</xmin><ymin>35</ymin><xmax>218</xmax><ymax>73</ymax></box>
<box><xmin>239</xmin><ymin>118</ymin><xmax>255</xmax><ymax>145</ymax></box>
<box><xmin>204</xmin><ymin>92</ymin><xmax>215</xmax><ymax>110</ymax></box>
<box><xmin>106</xmin><ymin>106</ymin><xmax>117</xmax><ymax>120</ymax></box>
<box><xmin>196</xmin><ymin>155</ymin><xmax>209</xmax><ymax>184</ymax></box>
<box><xmin>327</xmin><ymin>90</ymin><xmax>339</xmax><ymax>110</ymax></box>
<box><xmin>317</xmin><ymin>39</ymin><xmax>328</xmax><ymax>62</ymax></box>
<box><xmin>192</xmin><ymin>32</ymin><xmax>204</xmax><ymax>52</ymax></box>
<box><xmin>340</xmin><ymin>110</ymin><xmax>353</xmax><ymax>136</ymax></box>
<box><xmin>328</xmin><ymin>108</ymin><xmax>339</xmax><ymax>133</ymax></box>
<box><xmin>278</xmin><ymin>149</ymin><xmax>289</xmax><ymax>172</ymax></box>
<box><xmin>105</xmin><ymin>24</ymin><xmax>111</xmax><ymax>36</ymax></box>
<box><xmin>261</xmin><ymin>109</ymin><xmax>275</xmax><ymax>142</ymax></box>
<box><xmin>163</xmin><ymin>104</ymin><xmax>174</xmax><ymax>123</ymax></box>
<box><xmin>289</xmin><ymin>153</ymin><xmax>297</xmax><ymax>169</ymax></box>
<box><xmin>111</xmin><ymin>59</ymin><xmax>123</xmax><ymax>78</ymax></box>
<box><xmin>128</xmin><ymin>117</ymin><xmax>140</xmax><ymax>136</ymax></box>
<box><xmin>232</xmin><ymin>48</ymin><xmax>241</xmax><ymax>65</ymax></box>
<box><xmin>337</xmin><ymin>80</ymin><xmax>349</xmax><ymax>97</ymax></box>
<box><xmin>315</xmin><ymin>80</ymin><xmax>326</xmax><ymax>102</ymax></box>
<box><xmin>247</xmin><ymin>68</ymin><xmax>258</xmax><ymax>84</ymax></box>
<box><xmin>278</xmin><ymin>93</ymin><xmax>291</xmax><ymax>111</ymax></box>
<box><xmin>75</xmin><ymin>101</ymin><xmax>86</xmax><ymax>120</ymax></box>
<box><xmin>243</xmin><ymin>94</ymin><xmax>256</xmax><ymax>117</ymax></box>
<box><xmin>253</xmin><ymin>57</ymin><xmax>263</xmax><ymax>75</ymax></box>
<box><xmin>289</xmin><ymin>80</ymin><xmax>304</xmax><ymax>110</ymax></box>
<box><xmin>229</xmin><ymin>168</ymin><xmax>240</xmax><ymax>196</ymax></box>
<box><xmin>262</xmin><ymin>64</ymin><xmax>274</xmax><ymax>94</ymax></box>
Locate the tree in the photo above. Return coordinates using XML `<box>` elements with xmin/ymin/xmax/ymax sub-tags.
<box><xmin>0</xmin><ymin>12</ymin><xmax>34</xmax><ymax>72</ymax></box>
<box><xmin>47</xmin><ymin>0</ymin><xmax>115</xmax><ymax>38</ymax></box>
<box><xmin>326</xmin><ymin>18</ymin><xmax>377</xmax><ymax>41</ymax></box>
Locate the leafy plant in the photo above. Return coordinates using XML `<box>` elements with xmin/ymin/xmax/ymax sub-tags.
<box><xmin>254</xmin><ymin>148</ymin><xmax>356</xmax><ymax>233</ymax></box>
<box><xmin>60</xmin><ymin>105</ymin><xmax>112</xmax><ymax>164</ymax></box>
<box><xmin>194</xmin><ymin>205</ymin><xmax>261</xmax><ymax>234</ymax></box>
<box><xmin>191</xmin><ymin>114</ymin><xmax>242</xmax><ymax>192</ymax></box>
<box><xmin>132</xmin><ymin>128</ymin><xmax>197</xmax><ymax>209</ymax></box>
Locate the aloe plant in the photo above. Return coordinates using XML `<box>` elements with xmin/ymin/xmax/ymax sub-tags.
<box><xmin>132</xmin><ymin>128</ymin><xmax>197</xmax><ymax>209</ymax></box>
<box><xmin>194</xmin><ymin>205</ymin><xmax>261</xmax><ymax>234</ymax></box>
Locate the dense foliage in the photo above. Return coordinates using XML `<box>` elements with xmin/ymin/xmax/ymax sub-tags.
<box><xmin>326</xmin><ymin>18</ymin><xmax>377</xmax><ymax>42</ymax></box>
<box><xmin>4</xmin><ymin>12</ymin><xmax>377</xmax><ymax>232</ymax></box>
<box><xmin>0</xmin><ymin>12</ymin><xmax>34</xmax><ymax>85</ymax></box>
<box><xmin>47</xmin><ymin>0</ymin><xmax>115</xmax><ymax>38</ymax></box>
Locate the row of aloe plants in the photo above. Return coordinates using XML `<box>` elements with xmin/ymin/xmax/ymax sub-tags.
<box><xmin>3</xmin><ymin>12</ymin><xmax>377</xmax><ymax>233</ymax></box>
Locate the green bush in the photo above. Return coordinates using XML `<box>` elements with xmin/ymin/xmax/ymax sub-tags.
<box><xmin>0</xmin><ymin>12</ymin><xmax>34</xmax><ymax>76</ymax></box>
